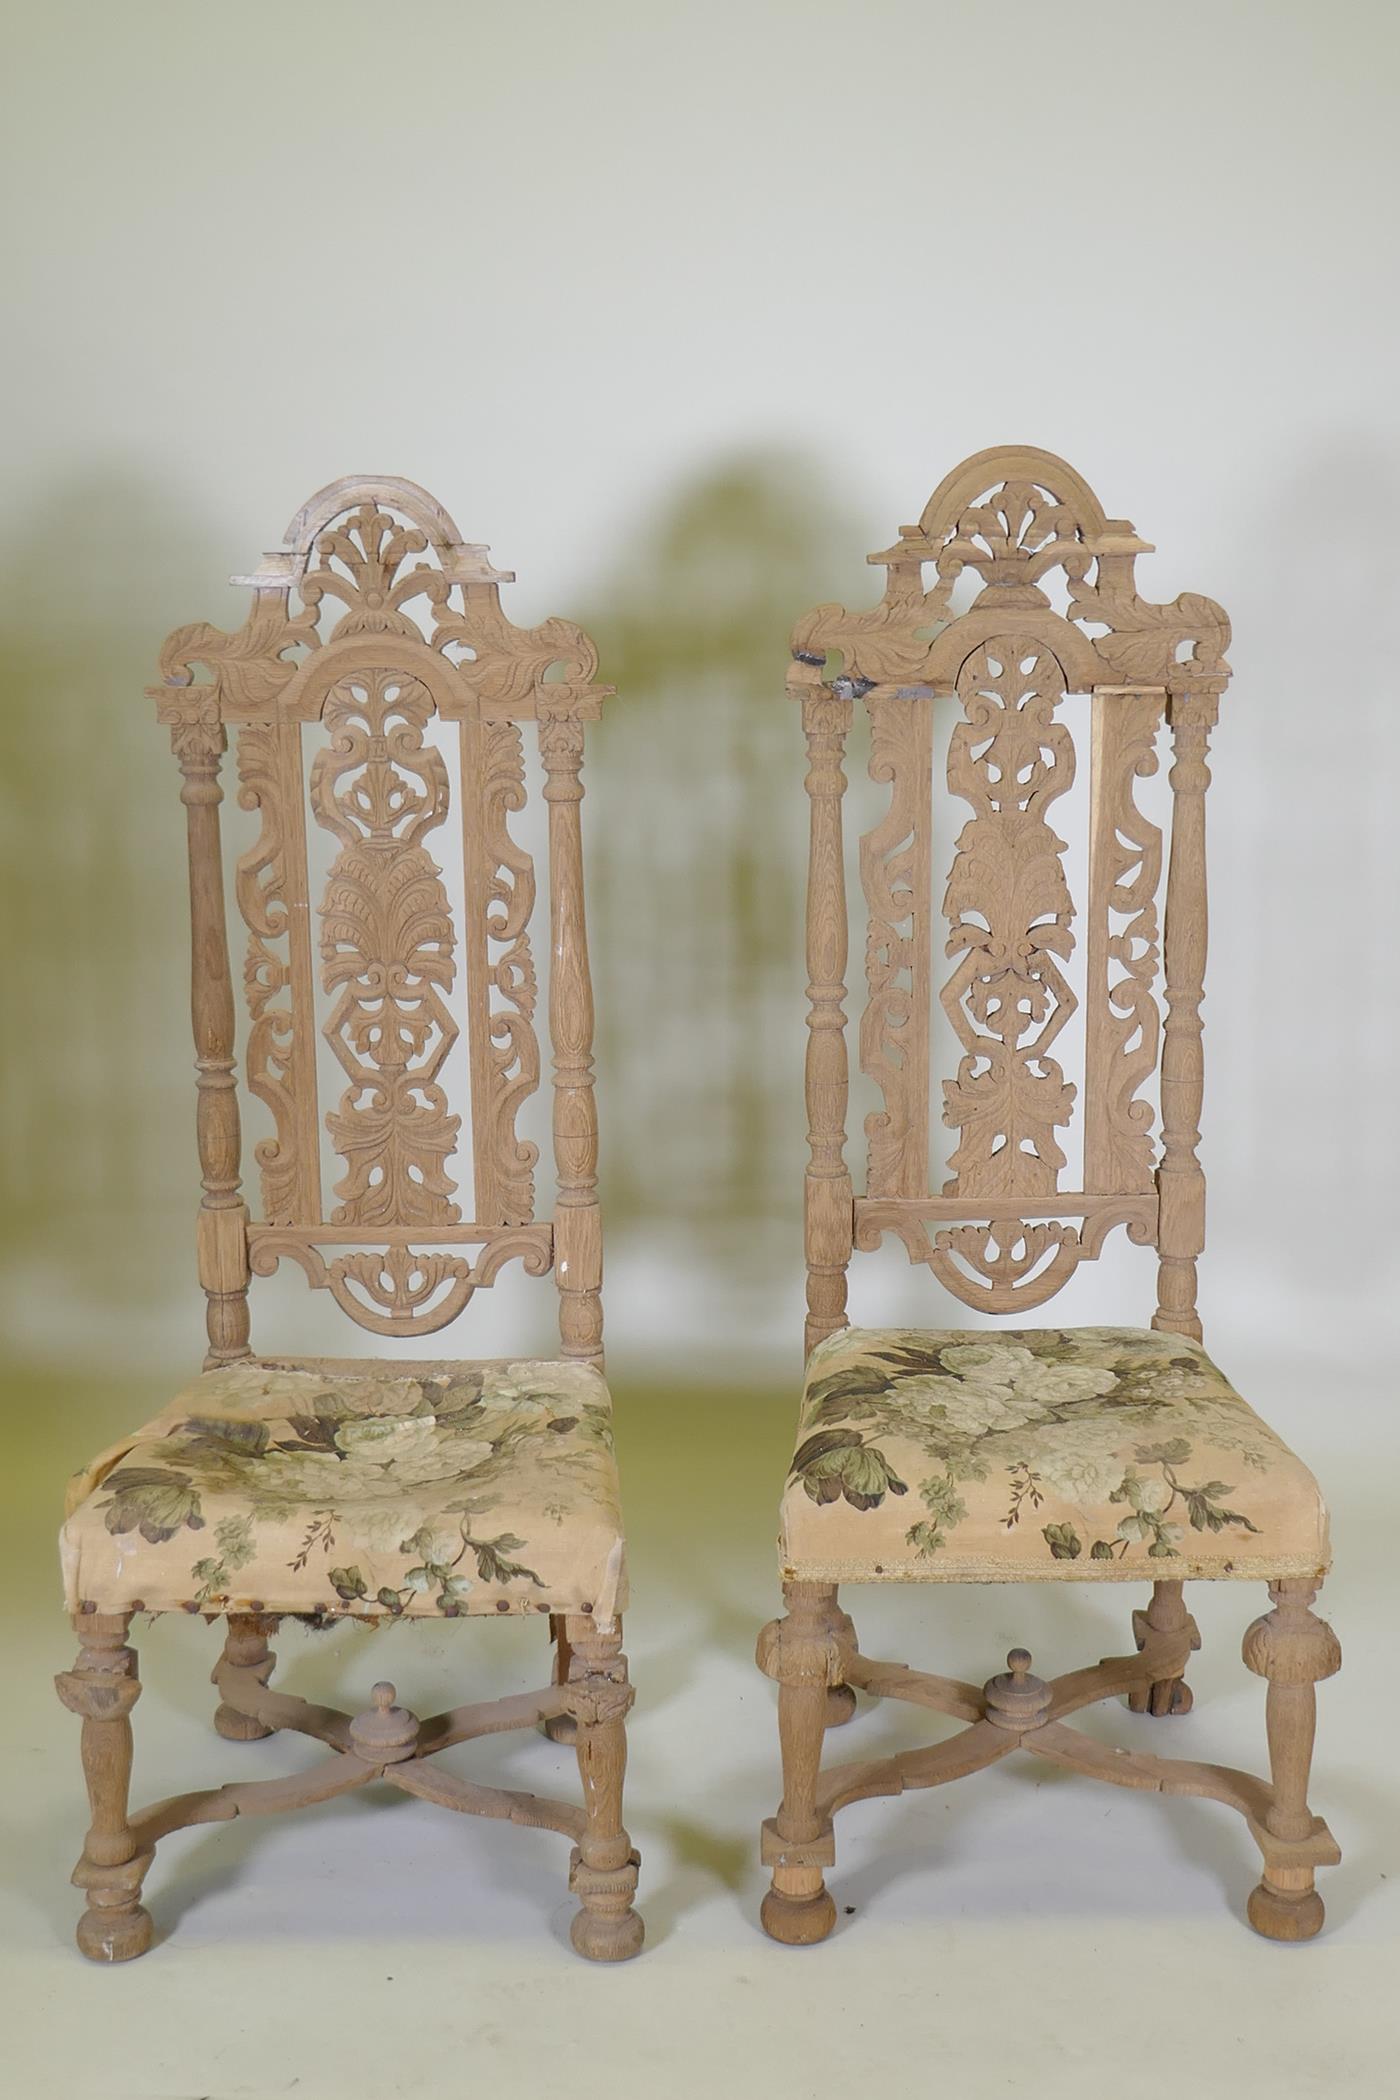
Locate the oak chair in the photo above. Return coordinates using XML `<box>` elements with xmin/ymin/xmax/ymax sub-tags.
<box><xmin>57</xmin><ymin>478</ymin><xmax>643</xmax><ymax>1963</ymax></box>
<box><xmin>758</xmin><ymin>445</ymin><xmax>1338</xmax><ymax>1946</ymax></box>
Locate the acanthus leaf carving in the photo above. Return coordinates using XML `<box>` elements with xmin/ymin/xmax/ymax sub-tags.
<box><xmin>1069</xmin><ymin>577</ymin><xmax>1230</xmax><ymax>687</ymax></box>
<box><xmin>300</xmin><ymin>506</ymin><xmax>438</xmax><ymax>638</ymax></box>
<box><xmin>1085</xmin><ymin>691</ymin><xmax>1164</xmax><ymax>1193</ymax></box>
<box><xmin>157</xmin><ymin>600</ymin><xmax>319</xmax><ymax>715</ymax></box>
<box><xmin>860</xmin><ymin>691</ymin><xmax>929</xmax><ymax>1197</ymax></box>
<box><xmin>433</xmin><ymin>589</ymin><xmax>600</xmax><ymax>706</ymax></box>
<box><xmin>235</xmin><ymin>725</ymin><xmax>300</xmax><ymax>1222</ymax></box>
<box><xmin>311</xmin><ymin>670</ymin><xmax>462</xmax><ymax>1229</ymax></box>
<box><xmin>785</xmin><ymin>449</ymin><xmax>1231</xmax><ymax>696</ymax></box>
<box><xmin>156</xmin><ymin>688</ymin><xmax>226</xmax><ymax>768</ymax></box>
<box><xmin>940</xmin><ymin>639</ymin><xmax>1077</xmax><ymax>1198</ymax></box>
<box><xmin>481</xmin><ymin>721</ymin><xmax>540</xmax><ymax>1223</ymax></box>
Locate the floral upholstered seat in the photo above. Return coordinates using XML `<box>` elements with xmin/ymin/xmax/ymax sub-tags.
<box><xmin>62</xmin><ymin>1358</ymin><xmax>626</xmax><ymax>1621</ymax></box>
<box><xmin>779</xmin><ymin>1327</ymin><xmax>1328</xmax><ymax>1584</ymax></box>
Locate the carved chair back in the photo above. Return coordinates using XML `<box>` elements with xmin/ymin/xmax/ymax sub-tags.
<box><xmin>791</xmin><ymin>447</ymin><xmax>1230</xmax><ymax>1356</ymax></box>
<box><xmin>152</xmin><ymin>479</ymin><xmax>607</xmax><ymax>1366</ymax></box>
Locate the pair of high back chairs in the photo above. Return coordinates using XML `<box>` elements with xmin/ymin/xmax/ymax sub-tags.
<box><xmin>56</xmin><ymin>450</ymin><xmax>1337</xmax><ymax>1967</ymax></box>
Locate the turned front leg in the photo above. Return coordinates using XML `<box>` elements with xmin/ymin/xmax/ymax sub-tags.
<box><xmin>1242</xmin><ymin>1578</ymin><xmax>1341</xmax><ymax>1941</ymax></box>
<box><xmin>757</xmin><ymin>1582</ymin><xmax>853</xmax><ymax>1945</ymax></box>
<box><xmin>213</xmin><ymin>1612</ymin><xmax>280</xmax><ymax>1740</ymax></box>
<box><xmin>563</xmin><ymin>1615</ymin><xmax>643</xmax><ymax>1961</ymax></box>
<box><xmin>54</xmin><ymin>1612</ymin><xmax>153</xmax><ymax>1961</ymax></box>
<box><xmin>1128</xmin><ymin>1580</ymin><xmax>1201</xmax><ymax>1716</ymax></box>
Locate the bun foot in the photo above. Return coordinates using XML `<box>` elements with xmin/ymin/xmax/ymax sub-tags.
<box><xmin>1248</xmin><ymin>1880</ymin><xmax>1325</xmax><ymax>1942</ymax></box>
<box><xmin>77</xmin><ymin>1902</ymin><xmax>153</xmax><ymax>1963</ymax></box>
<box><xmin>570</xmin><ymin>1903</ymin><xmax>644</xmax><ymax>1962</ymax></box>
<box><xmin>760</xmin><ymin>1885</ymin><xmax>837</xmax><ymax>1945</ymax></box>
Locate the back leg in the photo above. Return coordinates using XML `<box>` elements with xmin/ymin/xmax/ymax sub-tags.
<box><xmin>1127</xmin><ymin>1580</ymin><xmax>1200</xmax><ymax>1716</ymax></box>
<box><xmin>213</xmin><ymin>1613</ymin><xmax>280</xmax><ymax>1740</ymax></box>
<box><xmin>543</xmin><ymin>1612</ymin><xmax>578</xmax><ymax>1745</ymax></box>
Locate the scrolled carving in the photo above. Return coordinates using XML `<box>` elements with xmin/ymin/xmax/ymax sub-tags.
<box><xmin>236</xmin><ymin>725</ymin><xmax>301</xmax><ymax>1222</ymax></box>
<box><xmin>786</xmin><ymin>446</ymin><xmax>1231</xmax><ymax>695</ymax></box>
<box><xmin>434</xmin><ymin>592</ymin><xmax>600</xmax><ymax>706</ymax></box>
<box><xmin>481</xmin><ymin>721</ymin><xmax>540</xmax><ymax>1221</ymax></box>
<box><xmin>1085</xmin><ymin>691</ymin><xmax>1164</xmax><ymax>1193</ymax></box>
<box><xmin>248</xmin><ymin>1226</ymin><xmax>553</xmax><ymax>1337</ymax></box>
<box><xmin>311</xmin><ymin>669</ymin><xmax>461</xmax><ymax>1228</ymax></box>
<box><xmin>941</xmin><ymin>638</ymin><xmax>1077</xmax><ymax>1197</ymax></box>
<box><xmin>860</xmin><ymin>692</ymin><xmax>930</xmax><ymax>1197</ymax></box>
<box><xmin>931</xmin><ymin>1220</ymin><xmax>1083</xmax><ymax>1310</ymax></box>
<box><xmin>300</xmin><ymin>505</ymin><xmax>440</xmax><ymax>638</ymax></box>
<box><xmin>853</xmin><ymin>1195</ymin><xmax>1158</xmax><ymax>1315</ymax></box>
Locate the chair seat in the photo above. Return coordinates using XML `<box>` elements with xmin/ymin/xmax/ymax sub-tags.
<box><xmin>779</xmin><ymin>1327</ymin><xmax>1328</xmax><ymax>1584</ymax></box>
<box><xmin>62</xmin><ymin>1357</ymin><xmax>626</xmax><ymax>1620</ymax></box>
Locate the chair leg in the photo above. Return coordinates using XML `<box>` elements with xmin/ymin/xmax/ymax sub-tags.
<box><xmin>542</xmin><ymin>1611</ymin><xmax>578</xmax><ymax>1745</ymax></box>
<box><xmin>564</xmin><ymin>1615</ymin><xmax>643</xmax><ymax>1962</ymax></box>
<box><xmin>823</xmin><ymin>1592</ymin><xmax>858</xmax><ymax>1728</ymax></box>
<box><xmin>1127</xmin><ymin>1579</ymin><xmax>1200</xmax><ymax>1716</ymax></box>
<box><xmin>213</xmin><ymin>1612</ymin><xmax>280</xmax><ymax>1740</ymax></box>
<box><xmin>1242</xmin><ymin>1578</ymin><xmax>1341</xmax><ymax>1941</ymax></box>
<box><xmin>757</xmin><ymin>1581</ymin><xmax>848</xmax><ymax>1945</ymax></box>
<box><xmin>54</xmin><ymin>1612</ymin><xmax>154</xmax><ymax>1962</ymax></box>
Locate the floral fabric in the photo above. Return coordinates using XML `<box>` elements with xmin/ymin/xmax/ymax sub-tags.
<box><xmin>61</xmin><ymin>1358</ymin><xmax>626</xmax><ymax>1620</ymax></box>
<box><xmin>779</xmin><ymin>1327</ymin><xmax>1328</xmax><ymax>1583</ymax></box>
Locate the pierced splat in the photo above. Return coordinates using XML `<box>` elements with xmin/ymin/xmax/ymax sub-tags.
<box><xmin>941</xmin><ymin>638</ymin><xmax>1078</xmax><ymax>1200</ymax></box>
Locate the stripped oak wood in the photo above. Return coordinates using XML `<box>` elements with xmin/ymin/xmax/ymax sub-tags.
<box><xmin>59</xmin><ymin>480</ymin><xmax>640</xmax><ymax>1965</ymax></box>
<box><xmin>764</xmin><ymin>446</ymin><xmax>1338</xmax><ymax>1945</ymax></box>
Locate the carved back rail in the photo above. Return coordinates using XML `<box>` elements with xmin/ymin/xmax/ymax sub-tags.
<box><xmin>792</xmin><ymin>446</ymin><xmax>1230</xmax><ymax>1353</ymax></box>
<box><xmin>153</xmin><ymin>478</ymin><xmax>609</xmax><ymax>1364</ymax></box>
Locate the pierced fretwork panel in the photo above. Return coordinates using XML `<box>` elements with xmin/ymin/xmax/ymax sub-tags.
<box><xmin>156</xmin><ymin>478</ymin><xmax>607</xmax><ymax>1342</ymax></box>
<box><xmin>795</xmin><ymin>445</ymin><xmax>1230</xmax><ymax>1328</ymax></box>
<box><xmin>310</xmin><ymin>667</ymin><xmax>462</xmax><ymax>1229</ymax></box>
<box><xmin>1084</xmin><ymin>687</ymin><xmax>1165</xmax><ymax>1195</ymax></box>
<box><xmin>941</xmin><ymin>637</ymin><xmax>1077</xmax><ymax>1199</ymax></box>
<box><xmin>860</xmin><ymin>690</ymin><xmax>932</xmax><ymax>1198</ymax></box>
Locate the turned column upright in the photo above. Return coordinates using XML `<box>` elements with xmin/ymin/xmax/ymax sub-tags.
<box><xmin>539</xmin><ymin>704</ymin><xmax>603</xmax><ymax>1366</ymax></box>
<box><xmin>793</xmin><ymin>662</ymin><xmax>854</xmax><ymax>1359</ymax></box>
<box><xmin>1153</xmin><ymin>686</ymin><xmax>1220</xmax><ymax>1342</ymax></box>
<box><xmin>157</xmin><ymin>693</ymin><xmax>252</xmax><ymax>1367</ymax></box>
